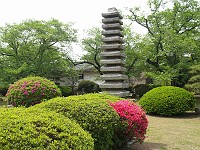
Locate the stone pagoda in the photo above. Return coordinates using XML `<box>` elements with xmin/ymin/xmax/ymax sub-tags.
<box><xmin>100</xmin><ymin>7</ymin><xmax>129</xmax><ymax>97</ymax></box>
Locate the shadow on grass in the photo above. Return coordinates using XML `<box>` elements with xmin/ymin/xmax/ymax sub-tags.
<box><xmin>148</xmin><ymin>111</ymin><xmax>200</xmax><ymax>119</ymax></box>
<box><xmin>125</xmin><ymin>142</ymin><xmax>167</xmax><ymax>150</ymax></box>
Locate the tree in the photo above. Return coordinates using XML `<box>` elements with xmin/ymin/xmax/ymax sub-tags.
<box><xmin>127</xmin><ymin>0</ymin><xmax>200</xmax><ymax>86</ymax></box>
<box><xmin>80</xmin><ymin>28</ymin><xmax>102</xmax><ymax>75</ymax></box>
<box><xmin>0</xmin><ymin>19</ymin><xmax>77</xmax><ymax>84</ymax></box>
<box><xmin>185</xmin><ymin>64</ymin><xmax>200</xmax><ymax>95</ymax></box>
<box><xmin>123</xmin><ymin>25</ymin><xmax>148</xmax><ymax>77</ymax></box>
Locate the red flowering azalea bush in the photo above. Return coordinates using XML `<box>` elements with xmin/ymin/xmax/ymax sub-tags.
<box><xmin>109</xmin><ymin>100</ymin><xmax>148</xmax><ymax>143</ymax></box>
<box><xmin>6</xmin><ymin>76</ymin><xmax>61</xmax><ymax>107</ymax></box>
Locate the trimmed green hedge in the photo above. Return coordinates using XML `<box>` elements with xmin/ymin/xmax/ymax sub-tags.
<box><xmin>139</xmin><ymin>86</ymin><xmax>195</xmax><ymax>116</ymax></box>
<box><xmin>34</xmin><ymin>93</ymin><xmax>124</xmax><ymax>150</ymax></box>
<box><xmin>0</xmin><ymin>107</ymin><xmax>94</xmax><ymax>150</ymax></box>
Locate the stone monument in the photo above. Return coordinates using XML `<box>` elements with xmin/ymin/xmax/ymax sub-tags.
<box><xmin>100</xmin><ymin>7</ymin><xmax>129</xmax><ymax>97</ymax></box>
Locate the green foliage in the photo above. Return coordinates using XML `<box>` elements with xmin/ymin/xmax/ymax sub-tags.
<box><xmin>58</xmin><ymin>86</ymin><xmax>73</xmax><ymax>97</ymax></box>
<box><xmin>0</xmin><ymin>85</ymin><xmax>9</xmax><ymax>96</ymax></box>
<box><xmin>139</xmin><ymin>86</ymin><xmax>195</xmax><ymax>116</ymax></box>
<box><xmin>134</xmin><ymin>84</ymin><xmax>151</xmax><ymax>97</ymax></box>
<box><xmin>185</xmin><ymin>64</ymin><xmax>200</xmax><ymax>95</ymax></box>
<box><xmin>6</xmin><ymin>76</ymin><xmax>61</xmax><ymax>107</ymax></box>
<box><xmin>0</xmin><ymin>19</ymin><xmax>77</xmax><ymax>84</ymax></box>
<box><xmin>127</xmin><ymin>0</ymin><xmax>200</xmax><ymax>86</ymax></box>
<box><xmin>80</xmin><ymin>28</ymin><xmax>102</xmax><ymax>74</ymax></box>
<box><xmin>77</xmin><ymin>80</ymin><xmax>101</xmax><ymax>94</ymax></box>
<box><xmin>34</xmin><ymin>93</ymin><xmax>125</xmax><ymax>150</ymax></box>
<box><xmin>0</xmin><ymin>107</ymin><xmax>94</xmax><ymax>150</ymax></box>
<box><xmin>129</xmin><ymin>84</ymin><xmax>159</xmax><ymax>98</ymax></box>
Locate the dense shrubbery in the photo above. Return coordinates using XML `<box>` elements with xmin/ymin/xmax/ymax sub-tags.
<box><xmin>129</xmin><ymin>84</ymin><xmax>159</xmax><ymax>98</ymax></box>
<box><xmin>34</xmin><ymin>93</ymin><xmax>123</xmax><ymax>150</ymax></box>
<box><xmin>0</xmin><ymin>85</ymin><xmax>9</xmax><ymax>96</ymax></box>
<box><xmin>77</xmin><ymin>80</ymin><xmax>101</xmax><ymax>94</ymax></box>
<box><xmin>139</xmin><ymin>86</ymin><xmax>195</xmax><ymax>116</ymax></box>
<box><xmin>58</xmin><ymin>85</ymin><xmax>73</xmax><ymax>97</ymax></box>
<box><xmin>0</xmin><ymin>107</ymin><xmax>94</xmax><ymax>150</ymax></box>
<box><xmin>109</xmin><ymin>100</ymin><xmax>148</xmax><ymax>143</ymax></box>
<box><xmin>6</xmin><ymin>76</ymin><xmax>61</xmax><ymax>107</ymax></box>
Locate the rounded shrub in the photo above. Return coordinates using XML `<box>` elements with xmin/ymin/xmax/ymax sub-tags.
<box><xmin>58</xmin><ymin>86</ymin><xmax>73</xmax><ymax>97</ymax></box>
<box><xmin>0</xmin><ymin>107</ymin><xmax>94</xmax><ymax>150</ymax></box>
<box><xmin>6</xmin><ymin>76</ymin><xmax>62</xmax><ymax>107</ymax></box>
<box><xmin>77</xmin><ymin>80</ymin><xmax>101</xmax><ymax>94</ymax></box>
<box><xmin>109</xmin><ymin>100</ymin><xmax>148</xmax><ymax>144</ymax></box>
<box><xmin>139</xmin><ymin>86</ymin><xmax>195</xmax><ymax>116</ymax></box>
<box><xmin>34</xmin><ymin>93</ymin><xmax>124</xmax><ymax>150</ymax></box>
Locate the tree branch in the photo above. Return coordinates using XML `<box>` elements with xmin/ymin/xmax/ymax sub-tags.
<box><xmin>129</xmin><ymin>9</ymin><xmax>154</xmax><ymax>36</ymax></box>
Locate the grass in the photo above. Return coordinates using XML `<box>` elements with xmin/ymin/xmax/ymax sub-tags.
<box><xmin>129</xmin><ymin>112</ymin><xmax>200</xmax><ymax>150</ymax></box>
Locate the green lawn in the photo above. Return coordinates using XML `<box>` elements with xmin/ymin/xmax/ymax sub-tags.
<box><xmin>127</xmin><ymin>112</ymin><xmax>200</xmax><ymax>150</ymax></box>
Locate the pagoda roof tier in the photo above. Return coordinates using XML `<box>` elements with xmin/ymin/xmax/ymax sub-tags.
<box><xmin>100</xmin><ymin>90</ymin><xmax>129</xmax><ymax>97</ymax></box>
<box><xmin>100</xmin><ymin>51</ymin><xmax>125</xmax><ymax>57</ymax></box>
<box><xmin>102</xmin><ymin>36</ymin><xmax>124</xmax><ymax>43</ymax></box>
<box><xmin>102</xmin><ymin>17</ymin><xmax>123</xmax><ymax>25</ymax></box>
<box><xmin>102</xmin><ymin>23</ymin><xmax>123</xmax><ymax>30</ymax></box>
<box><xmin>102</xmin><ymin>10</ymin><xmax>123</xmax><ymax>19</ymax></box>
<box><xmin>101</xmin><ymin>74</ymin><xmax>128</xmax><ymax>80</ymax></box>
<box><xmin>100</xmin><ymin>82</ymin><xmax>129</xmax><ymax>89</ymax></box>
<box><xmin>101</xmin><ymin>44</ymin><xmax>124</xmax><ymax>50</ymax></box>
<box><xmin>102</xmin><ymin>30</ymin><xmax>123</xmax><ymax>37</ymax></box>
<box><xmin>100</xmin><ymin>59</ymin><xmax>125</xmax><ymax>65</ymax></box>
<box><xmin>101</xmin><ymin>66</ymin><xmax>127</xmax><ymax>72</ymax></box>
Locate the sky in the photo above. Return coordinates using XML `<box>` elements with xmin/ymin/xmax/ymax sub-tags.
<box><xmin>0</xmin><ymin>0</ymin><xmax>149</xmax><ymax>59</ymax></box>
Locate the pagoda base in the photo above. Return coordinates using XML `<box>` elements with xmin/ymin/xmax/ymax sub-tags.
<box><xmin>101</xmin><ymin>90</ymin><xmax>129</xmax><ymax>98</ymax></box>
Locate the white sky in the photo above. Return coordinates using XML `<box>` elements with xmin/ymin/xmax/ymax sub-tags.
<box><xmin>0</xmin><ymin>0</ymin><xmax>149</xmax><ymax>59</ymax></box>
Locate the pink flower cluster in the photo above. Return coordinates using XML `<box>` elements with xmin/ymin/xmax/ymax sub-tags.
<box><xmin>109</xmin><ymin>100</ymin><xmax>148</xmax><ymax>143</ymax></box>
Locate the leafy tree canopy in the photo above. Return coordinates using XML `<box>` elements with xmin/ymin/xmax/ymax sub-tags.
<box><xmin>127</xmin><ymin>0</ymin><xmax>200</xmax><ymax>86</ymax></box>
<box><xmin>0</xmin><ymin>19</ymin><xmax>77</xmax><ymax>84</ymax></box>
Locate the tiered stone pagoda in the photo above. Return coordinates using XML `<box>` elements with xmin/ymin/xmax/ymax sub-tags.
<box><xmin>100</xmin><ymin>7</ymin><xmax>129</xmax><ymax>97</ymax></box>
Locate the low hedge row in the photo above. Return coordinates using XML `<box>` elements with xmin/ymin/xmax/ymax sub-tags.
<box><xmin>0</xmin><ymin>107</ymin><xmax>94</xmax><ymax>150</ymax></box>
<box><xmin>33</xmin><ymin>93</ymin><xmax>124</xmax><ymax>150</ymax></box>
